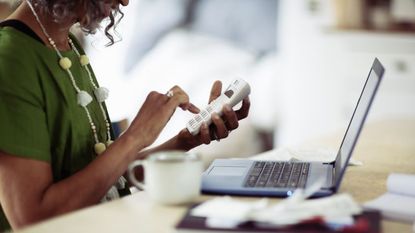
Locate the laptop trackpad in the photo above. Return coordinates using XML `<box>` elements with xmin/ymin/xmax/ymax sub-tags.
<box><xmin>209</xmin><ymin>166</ymin><xmax>247</xmax><ymax>176</ymax></box>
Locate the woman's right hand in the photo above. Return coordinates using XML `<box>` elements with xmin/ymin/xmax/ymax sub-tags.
<box><xmin>125</xmin><ymin>86</ymin><xmax>199</xmax><ymax>148</ymax></box>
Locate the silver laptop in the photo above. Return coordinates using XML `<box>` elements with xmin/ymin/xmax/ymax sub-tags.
<box><xmin>201</xmin><ymin>58</ymin><xmax>385</xmax><ymax>197</ymax></box>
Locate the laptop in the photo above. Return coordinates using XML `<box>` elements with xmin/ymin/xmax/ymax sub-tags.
<box><xmin>201</xmin><ymin>58</ymin><xmax>385</xmax><ymax>197</ymax></box>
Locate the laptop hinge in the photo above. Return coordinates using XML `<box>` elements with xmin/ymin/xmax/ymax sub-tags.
<box><xmin>323</xmin><ymin>160</ymin><xmax>335</xmax><ymax>165</ymax></box>
<box><xmin>324</xmin><ymin>161</ymin><xmax>336</xmax><ymax>188</ymax></box>
<box><xmin>328</xmin><ymin>164</ymin><xmax>336</xmax><ymax>188</ymax></box>
<box><xmin>322</xmin><ymin>163</ymin><xmax>336</xmax><ymax>188</ymax></box>
<box><xmin>321</xmin><ymin>186</ymin><xmax>336</xmax><ymax>192</ymax></box>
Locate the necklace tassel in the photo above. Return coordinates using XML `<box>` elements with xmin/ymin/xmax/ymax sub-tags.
<box><xmin>79</xmin><ymin>55</ymin><xmax>90</xmax><ymax>66</ymax></box>
<box><xmin>94</xmin><ymin>142</ymin><xmax>106</xmax><ymax>155</ymax></box>
<box><xmin>77</xmin><ymin>91</ymin><xmax>93</xmax><ymax>107</ymax></box>
<box><xmin>59</xmin><ymin>57</ymin><xmax>72</xmax><ymax>70</ymax></box>
<box><xmin>94</xmin><ymin>87</ymin><xmax>109</xmax><ymax>102</ymax></box>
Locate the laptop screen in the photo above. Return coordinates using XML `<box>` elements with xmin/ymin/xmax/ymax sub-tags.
<box><xmin>333</xmin><ymin>58</ymin><xmax>384</xmax><ymax>190</ymax></box>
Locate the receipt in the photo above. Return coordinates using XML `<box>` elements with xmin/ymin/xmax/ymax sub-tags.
<box><xmin>253</xmin><ymin>193</ymin><xmax>362</xmax><ymax>225</ymax></box>
<box><xmin>191</xmin><ymin>193</ymin><xmax>362</xmax><ymax>228</ymax></box>
<box><xmin>191</xmin><ymin>196</ymin><xmax>268</xmax><ymax>228</ymax></box>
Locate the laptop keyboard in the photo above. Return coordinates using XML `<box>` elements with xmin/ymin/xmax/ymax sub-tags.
<box><xmin>244</xmin><ymin>161</ymin><xmax>310</xmax><ymax>188</ymax></box>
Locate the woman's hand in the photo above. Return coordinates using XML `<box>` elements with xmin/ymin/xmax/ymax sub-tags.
<box><xmin>177</xmin><ymin>80</ymin><xmax>250</xmax><ymax>150</ymax></box>
<box><xmin>126</xmin><ymin>86</ymin><xmax>199</xmax><ymax>148</ymax></box>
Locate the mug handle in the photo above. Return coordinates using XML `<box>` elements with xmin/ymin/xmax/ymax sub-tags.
<box><xmin>128</xmin><ymin>160</ymin><xmax>146</xmax><ymax>190</ymax></box>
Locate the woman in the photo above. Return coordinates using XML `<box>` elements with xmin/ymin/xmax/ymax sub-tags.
<box><xmin>0</xmin><ymin>0</ymin><xmax>250</xmax><ymax>231</ymax></box>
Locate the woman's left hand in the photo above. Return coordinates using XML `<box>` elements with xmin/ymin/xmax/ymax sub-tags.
<box><xmin>177</xmin><ymin>80</ymin><xmax>250</xmax><ymax>150</ymax></box>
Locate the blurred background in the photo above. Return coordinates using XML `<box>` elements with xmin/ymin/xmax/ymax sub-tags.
<box><xmin>1</xmin><ymin>0</ymin><xmax>415</xmax><ymax>164</ymax></box>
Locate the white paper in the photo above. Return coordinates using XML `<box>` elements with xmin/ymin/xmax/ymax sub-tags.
<box><xmin>249</xmin><ymin>147</ymin><xmax>363</xmax><ymax>166</ymax></box>
<box><xmin>191</xmin><ymin>193</ymin><xmax>361</xmax><ymax>227</ymax></box>
<box><xmin>253</xmin><ymin>193</ymin><xmax>362</xmax><ymax>225</ymax></box>
<box><xmin>364</xmin><ymin>173</ymin><xmax>415</xmax><ymax>223</ymax></box>
<box><xmin>365</xmin><ymin>193</ymin><xmax>415</xmax><ymax>223</ymax></box>
<box><xmin>387</xmin><ymin>173</ymin><xmax>415</xmax><ymax>197</ymax></box>
<box><xmin>191</xmin><ymin>196</ymin><xmax>268</xmax><ymax>225</ymax></box>
<box><xmin>248</xmin><ymin>148</ymin><xmax>294</xmax><ymax>161</ymax></box>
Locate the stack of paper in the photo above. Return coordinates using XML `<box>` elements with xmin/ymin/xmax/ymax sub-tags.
<box><xmin>364</xmin><ymin>173</ymin><xmax>415</xmax><ymax>223</ymax></box>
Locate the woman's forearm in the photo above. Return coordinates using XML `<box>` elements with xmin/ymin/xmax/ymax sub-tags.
<box><xmin>135</xmin><ymin>131</ymin><xmax>198</xmax><ymax>159</ymax></box>
<box><xmin>2</xmin><ymin>133</ymin><xmax>146</xmax><ymax>229</ymax></box>
<box><xmin>43</xmin><ymin>133</ymin><xmax>143</xmax><ymax>210</ymax></box>
<box><xmin>136</xmin><ymin>135</ymin><xmax>181</xmax><ymax>160</ymax></box>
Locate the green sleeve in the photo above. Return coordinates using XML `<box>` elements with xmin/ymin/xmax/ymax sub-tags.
<box><xmin>0</xmin><ymin>48</ymin><xmax>51</xmax><ymax>162</ymax></box>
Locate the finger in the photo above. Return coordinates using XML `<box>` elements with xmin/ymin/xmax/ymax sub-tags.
<box><xmin>209</xmin><ymin>80</ymin><xmax>222</xmax><ymax>103</ymax></box>
<box><xmin>222</xmin><ymin>105</ymin><xmax>239</xmax><ymax>131</ymax></box>
<box><xmin>184</xmin><ymin>103</ymin><xmax>200</xmax><ymax>114</ymax></box>
<box><xmin>199</xmin><ymin>123</ymin><xmax>211</xmax><ymax>144</ymax></box>
<box><xmin>235</xmin><ymin>96</ymin><xmax>250</xmax><ymax>120</ymax></box>
<box><xmin>211</xmin><ymin>113</ymin><xmax>229</xmax><ymax>139</ymax></box>
<box><xmin>166</xmin><ymin>86</ymin><xmax>190</xmax><ymax>108</ymax></box>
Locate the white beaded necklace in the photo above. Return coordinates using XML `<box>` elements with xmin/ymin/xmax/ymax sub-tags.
<box><xmin>26</xmin><ymin>0</ymin><xmax>113</xmax><ymax>155</ymax></box>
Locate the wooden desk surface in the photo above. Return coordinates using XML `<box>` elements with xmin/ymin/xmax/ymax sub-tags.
<box><xmin>326</xmin><ymin>118</ymin><xmax>415</xmax><ymax>233</ymax></box>
<box><xmin>16</xmin><ymin>118</ymin><xmax>415</xmax><ymax>233</ymax></box>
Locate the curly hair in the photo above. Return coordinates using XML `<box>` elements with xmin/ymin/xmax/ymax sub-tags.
<box><xmin>30</xmin><ymin>0</ymin><xmax>124</xmax><ymax>46</ymax></box>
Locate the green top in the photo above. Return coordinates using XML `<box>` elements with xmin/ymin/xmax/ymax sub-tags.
<box><xmin>0</xmin><ymin>27</ymin><xmax>113</xmax><ymax>231</ymax></box>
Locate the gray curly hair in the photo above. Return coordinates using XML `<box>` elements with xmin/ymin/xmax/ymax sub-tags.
<box><xmin>30</xmin><ymin>0</ymin><xmax>124</xmax><ymax>46</ymax></box>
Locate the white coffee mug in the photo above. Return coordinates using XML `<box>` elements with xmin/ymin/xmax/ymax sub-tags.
<box><xmin>128</xmin><ymin>151</ymin><xmax>203</xmax><ymax>205</ymax></box>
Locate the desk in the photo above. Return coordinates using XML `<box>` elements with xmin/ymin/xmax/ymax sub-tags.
<box><xmin>17</xmin><ymin>119</ymin><xmax>415</xmax><ymax>233</ymax></box>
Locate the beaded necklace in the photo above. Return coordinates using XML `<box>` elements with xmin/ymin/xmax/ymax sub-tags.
<box><xmin>26</xmin><ymin>0</ymin><xmax>127</xmax><ymax>202</ymax></box>
<box><xmin>26</xmin><ymin>0</ymin><xmax>113</xmax><ymax>155</ymax></box>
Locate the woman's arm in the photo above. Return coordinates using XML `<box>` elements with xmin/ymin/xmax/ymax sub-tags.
<box><xmin>0</xmin><ymin>132</ymin><xmax>141</xmax><ymax>229</ymax></box>
<box><xmin>0</xmin><ymin>86</ymin><xmax>196</xmax><ymax>229</ymax></box>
